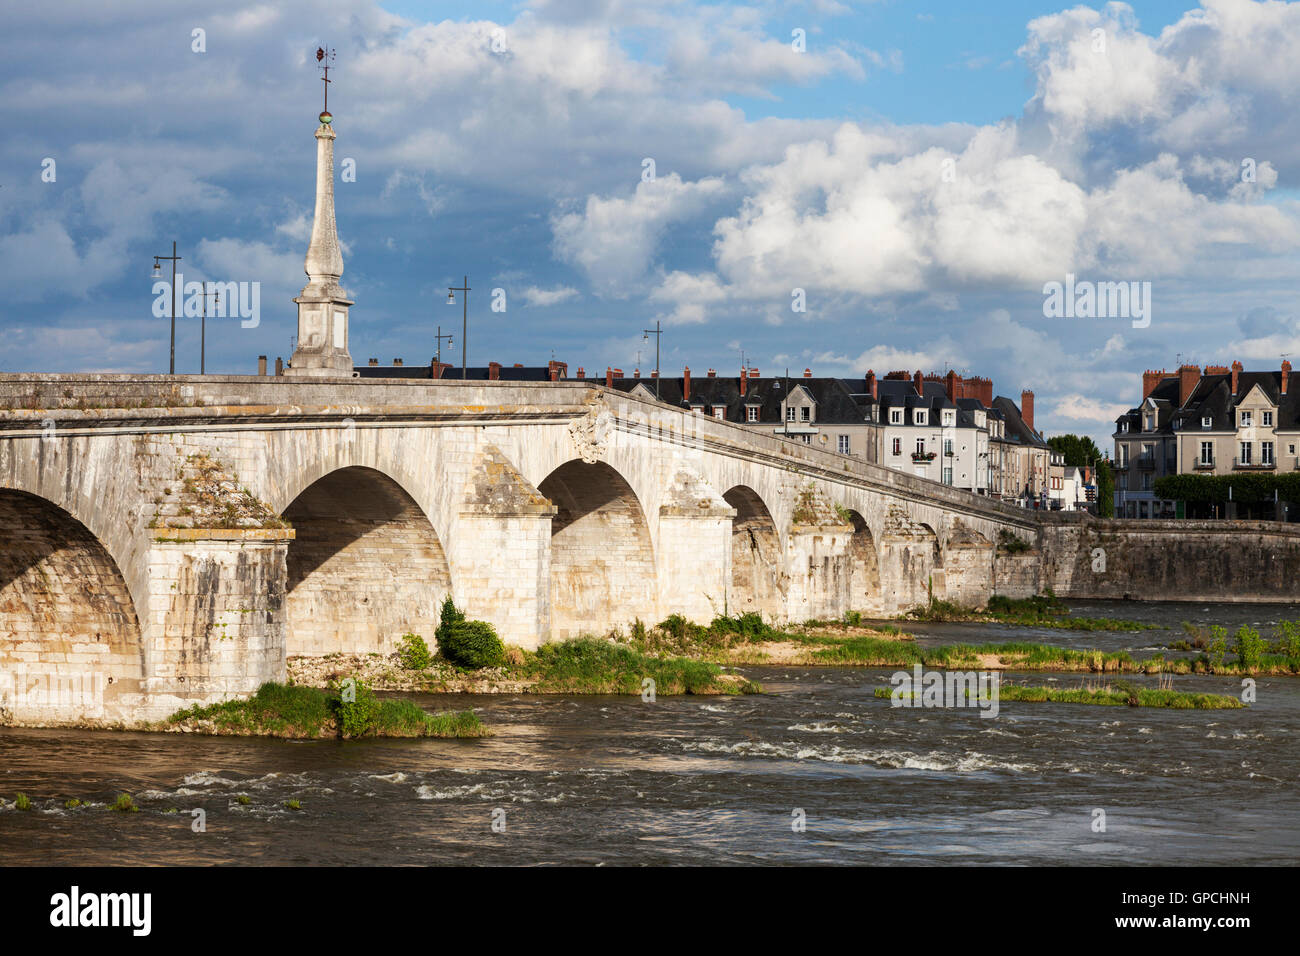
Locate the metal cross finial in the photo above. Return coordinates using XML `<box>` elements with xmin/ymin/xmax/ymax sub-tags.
<box><xmin>316</xmin><ymin>46</ymin><xmax>336</xmax><ymax>113</ymax></box>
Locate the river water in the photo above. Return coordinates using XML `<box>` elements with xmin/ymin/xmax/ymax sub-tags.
<box><xmin>2</xmin><ymin>601</ymin><xmax>1297</xmax><ymax>865</ymax></box>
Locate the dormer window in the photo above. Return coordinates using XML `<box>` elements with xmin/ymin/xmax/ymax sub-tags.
<box><xmin>1120</xmin><ymin>421</ymin><xmax>1129</xmax><ymax>433</ymax></box>
<box><xmin>890</xmin><ymin>409</ymin><xmax>903</xmax><ymax>425</ymax></box>
<box><xmin>746</xmin><ymin>406</ymin><xmax>759</xmax><ymax>423</ymax></box>
<box><xmin>942</xmin><ymin>411</ymin><xmax>955</xmax><ymax>426</ymax></box>
<box><xmin>1202</xmin><ymin>416</ymin><xmax>1212</xmax><ymax>429</ymax></box>
<box><xmin>914</xmin><ymin>410</ymin><xmax>927</xmax><ymax>426</ymax></box>
<box><xmin>712</xmin><ymin>407</ymin><xmax>725</xmax><ymax>420</ymax></box>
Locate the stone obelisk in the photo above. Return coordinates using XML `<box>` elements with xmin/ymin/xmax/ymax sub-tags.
<box><xmin>287</xmin><ymin>107</ymin><xmax>354</xmax><ymax>377</ymax></box>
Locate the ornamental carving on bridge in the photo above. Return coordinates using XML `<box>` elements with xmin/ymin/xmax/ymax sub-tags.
<box><xmin>569</xmin><ymin>406</ymin><xmax>613</xmax><ymax>463</ymax></box>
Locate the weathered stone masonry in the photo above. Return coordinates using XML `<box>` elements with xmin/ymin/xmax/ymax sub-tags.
<box><xmin>2</xmin><ymin>374</ymin><xmax>1290</xmax><ymax>727</ymax></box>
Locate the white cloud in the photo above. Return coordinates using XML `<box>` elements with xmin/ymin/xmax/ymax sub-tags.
<box><xmin>520</xmin><ymin>285</ymin><xmax>579</xmax><ymax>307</ymax></box>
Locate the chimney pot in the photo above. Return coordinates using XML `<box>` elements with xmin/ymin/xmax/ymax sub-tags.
<box><xmin>577</xmin><ymin>366</ymin><xmax>585</xmax><ymax>378</ymax></box>
<box><xmin>803</xmin><ymin>368</ymin><xmax>812</xmax><ymax>378</ymax></box>
<box><xmin>393</xmin><ymin>358</ymin><xmax>403</xmax><ymax>366</ymax></box>
<box><xmin>707</xmin><ymin>368</ymin><xmax>716</xmax><ymax>377</ymax></box>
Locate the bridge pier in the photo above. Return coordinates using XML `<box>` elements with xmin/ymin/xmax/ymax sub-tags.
<box><xmin>656</xmin><ymin>471</ymin><xmax>736</xmax><ymax>625</ymax></box>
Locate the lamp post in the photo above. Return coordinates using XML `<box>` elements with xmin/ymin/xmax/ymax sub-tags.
<box><xmin>433</xmin><ymin>325</ymin><xmax>454</xmax><ymax>365</ymax></box>
<box><xmin>151</xmin><ymin>242</ymin><xmax>181</xmax><ymax>374</ymax></box>
<box><xmin>198</xmin><ymin>285</ymin><xmax>220</xmax><ymax>375</ymax></box>
<box><xmin>642</xmin><ymin>320</ymin><xmax>662</xmax><ymax>398</ymax></box>
<box><xmin>447</xmin><ymin>276</ymin><xmax>470</xmax><ymax>379</ymax></box>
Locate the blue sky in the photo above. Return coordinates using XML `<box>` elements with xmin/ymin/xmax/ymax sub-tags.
<box><xmin>4</xmin><ymin>0</ymin><xmax>1300</xmax><ymax>448</ymax></box>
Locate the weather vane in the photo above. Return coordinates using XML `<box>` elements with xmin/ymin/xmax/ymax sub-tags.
<box><xmin>315</xmin><ymin>46</ymin><xmax>336</xmax><ymax>123</ymax></box>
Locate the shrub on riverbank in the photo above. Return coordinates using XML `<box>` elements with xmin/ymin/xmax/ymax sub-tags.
<box><xmin>436</xmin><ymin>598</ymin><xmax>506</xmax><ymax>669</ymax></box>
<box><xmin>902</xmin><ymin>591</ymin><xmax>1154</xmax><ymax>631</ymax></box>
<box><xmin>164</xmin><ymin>682</ymin><xmax>487</xmax><ymax>739</ymax></box>
<box><xmin>397</xmin><ymin>633</ymin><xmax>432</xmax><ymax>670</ymax></box>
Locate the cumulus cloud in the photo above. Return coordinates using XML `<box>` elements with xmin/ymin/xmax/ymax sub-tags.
<box><xmin>520</xmin><ymin>285</ymin><xmax>579</xmax><ymax>307</ymax></box>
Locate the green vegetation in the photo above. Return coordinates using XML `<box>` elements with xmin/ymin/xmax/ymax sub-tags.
<box><xmin>283</xmin><ymin>800</ymin><xmax>302</xmax><ymax>811</ymax></box>
<box><xmin>236</xmin><ymin>795</ymin><xmax>251</xmax><ymax>805</ymax></box>
<box><xmin>164</xmin><ymin>681</ymin><xmax>487</xmax><ymax>739</ymax></box>
<box><xmin>64</xmin><ymin>798</ymin><xmax>81</xmax><ymax>810</ymax></box>
<box><xmin>997</xmin><ymin>529</ymin><xmax>1032</xmax><ymax>554</ymax></box>
<box><xmin>1166</xmin><ymin>622</ymin><xmax>1300</xmax><ymax>676</ymax></box>
<box><xmin>521</xmin><ymin>637</ymin><xmax>758</xmax><ymax>695</ymax></box>
<box><xmin>13</xmin><ymin>793</ymin><xmax>31</xmax><ymax>811</ymax></box>
<box><xmin>113</xmin><ymin>793</ymin><xmax>139</xmax><ymax>813</ymax></box>
<box><xmin>436</xmin><ymin>597</ymin><xmax>507</xmax><ymax>669</ymax></box>
<box><xmin>875</xmin><ymin>681</ymin><xmax>1243</xmax><ymax>709</ymax></box>
<box><xmin>901</xmin><ymin>591</ymin><xmax>1155</xmax><ymax>631</ymax></box>
<box><xmin>396</xmin><ymin>632</ymin><xmax>432</xmax><ymax>670</ymax></box>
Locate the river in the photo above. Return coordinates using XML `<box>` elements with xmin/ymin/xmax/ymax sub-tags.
<box><xmin>2</xmin><ymin>600</ymin><xmax>1297</xmax><ymax>865</ymax></box>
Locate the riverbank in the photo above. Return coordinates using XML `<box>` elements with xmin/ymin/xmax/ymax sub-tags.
<box><xmin>899</xmin><ymin>593</ymin><xmax>1159</xmax><ymax>631</ymax></box>
<box><xmin>874</xmin><ymin>681</ymin><xmax>1246</xmax><ymax>709</ymax></box>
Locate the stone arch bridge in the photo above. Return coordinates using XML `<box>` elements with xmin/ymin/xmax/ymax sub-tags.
<box><xmin>0</xmin><ymin>374</ymin><xmax>1042</xmax><ymax>725</ymax></box>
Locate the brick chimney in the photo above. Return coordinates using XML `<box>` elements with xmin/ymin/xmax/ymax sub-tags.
<box><xmin>1205</xmin><ymin>365</ymin><xmax>1229</xmax><ymax>375</ymax></box>
<box><xmin>548</xmin><ymin>360</ymin><xmax>567</xmax><ymax>381</ymax></box>
<box><xmin>613</xmin><ymin>368</ymin><xmax>623</xmax><ymax>379</ymax></box>
<box><xmin>1284</xmin><ymin>360</ymin><xmax>1292</xmax><ymax>395</ymax></box>
<box><xmin>576</xmin><ymin>366</ymin><xmax>584</xmax><ymax>378</ymax></box>
<box><xmin>740</xmin><ymin>367</ymin><xmax>748</xmax><ymax>397</ymax></box>
<box><xmin>368</xmin><ymin>358</ymin><xmax>378</xmax><ymax>366</ymax></box>
<box><xmin>1021</xmin><ymin>389</ymin><xmax>1035</xmax><ymax>433</ymax></box>
<box><xmin>683</xmin><ymin>366</ymin><xmax>691</xmax><ymax>402</ymax></box>
<box><xmin>803</xmin><ymin>368</ymin><xmax>812</xmax><ymax>378</ymax></box>
<box><xmin>945</xmin><ymin>369</ymin><xmax>958</xmax><ymax>403</ymax></box>
<box><xmin>431</xmin><ymin>362</ymin><xmax>452</xmax><ymax>379</ymax></box>
<box><xmin>275</xmin><ymin>357</ymin><xmax>284</xmax><ymax>376</ymax></box>
<box><xmin>1232</xmin><ymin>360</ymin><xmax>1243</xmax><ymax>395</ymax></box>
<box><xmin>633</xmin><ymin>368</ymin><xmax>640</xmax><ymax>379</ymax></box>
<box><xmin>605</xmin><ymin>366</ymin><xmax>613</xmax><ymax>388</ymax></box>
<box><xmin>749</xmin><ymin>368</ymin><xmax>760</xmax><ymax>378</ymax></box>
<box><xmin>913</xmin><ymin>369</ymin><xmax>923</xmax><ymax>396</ymax></box>
<box><xmin>393</xmin><ymin>358</ymin><xmax>403</xmax><ymax>366</ymax></box>
<box><xmin>258</xmin><ymin>355</ymin><xmax>267</xmax><ymax>376</ymax></box>
<box><xmin>1142</xmin><ymin>369</ymin><xmax>1167</xmax><ymax>400</ymax></box>
<box><xmin>866</xmin><ymin>369</ymin><xmax>877</xmax><ymax>401</ymax></box>
<box><xmin>1178</xmin><ymin>364</ymin><xmax>1199</xmax><ymax>406</ymax></box>
<box><xmin>489</xmin><ymin>362</ymin><xmax>501</xmax><ymax>381</ymax></box>
<box><xmin>707</xmin><ymin>368</ymin><xmax>716</xmax><ymax>377</ymax></box>
<box><xmin>513</xmin><ymin>363</ymin><xmax>524</xmax><ymax>368</ymax></box>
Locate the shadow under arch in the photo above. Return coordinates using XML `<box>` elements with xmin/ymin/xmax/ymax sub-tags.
<box><xmin>281</xmin><ymin>466</ymin><xmax>451</xmax><ymax>656</ymax></box>
<box><xmin>844</xmin><ymin>509</ymin><xmax>881</xmax><ymax>614</ymax></box>
<box><xmin>539</xmin><ymin>459</ymin><xmax>657</xmax><ymax>638</ymax></box>
<box><xmin>0</xmin><ymin>489</ymin><xmax>144</xmax><ymax>720</ymax></box>
<box><xmin>723</xmin><ymin>485</ymin><xmax>784</xmax><ymax>620</ymax></box>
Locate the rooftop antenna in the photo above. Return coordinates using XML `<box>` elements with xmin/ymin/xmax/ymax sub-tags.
<box><xmin>315</xmin><ymin>46</ymin><xmax>336</xmax><ymax>116</ymax></box>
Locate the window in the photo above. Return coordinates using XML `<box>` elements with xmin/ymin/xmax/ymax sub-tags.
<box><xmin>892</xmin><ymin>438</ymin><xmax>901</xmax><ymax>456</ymax></box>
<box><xmin>1202</xmin><ymin>416</ymin><xmax>1212</xmax><ymax>429</ymax></box>
<box><xmin>837</xmin><ymin>435</ymin><xmax>850</xmax><ymax>454</ymax></box>
<box><xmin>1241</xmin><ymin>410</ymin><xmax>1252</xmax><ymax>427</ymax></box>
<box><xmin>1141</xmin><ymin>473</ymin><xmax>1152</xmax><ymax>491</ymax></box>
<box><xmin>1291</xmin><ymin>444</ymin><xmax>1297</xmax><ymax>456</ymax></box>
<box><xmin>786</xmin><ymin>406</ymin><xmax>796</xmax><ymax>422</ymax></box>
<box><xmin>942</xmin><ymin>467</ymin><xmax>953</xmax><ymax>485</ymax></box>
<box><xmin>800</xmin><ymin>434</ymin><xmax>811</xmax><ymax>445</ymax></box>
<box><xmin>914</xmin><ymin>410</ymin><xmax>927</xmax><ymax>425</ymax></box>
<box><xmin>712</xmin><ymin>407</ymin><xmax>725</xmax><ymax>420</ymax></box>
<box><xmin>1118</xmin><ymin>445</ymin><xmax>1128</xmax><ymax>466</ymax></box>
<box><xmin>1120</xmin><ymin>421</ymin><xmax>1129</xmax><ymax>433</ymax></box>
<box><xmin>943</xmin><ymin>411</ymin><xmax>954</xmax><ymax>426</ymax></box>
<box><xmin>1240</xmin><ymin>441</ymin><xmax>1252</xmax><ymax>465</ymax></box>
<box><xmin>799</xmin><ymin>406</ymin><xmax>810</xmax><ymax>423</ymax></box>
<box><xmin>1263</xmin><ymin>441</ymin><xmax>1274</xmax><ymax>465</ymax></box>
<box><xmin>691</xmin><ymin>406</ymin><xmax>703</xmax><ymax>414</ymax></box>
<box><xmin>890</xmin><ymin>409</ymin><xmax>903</xmax><ymax>424</ymax></box>
<box><xmin>915</xmin><ymin>438</ymin><xmax>926</xmax><ymax>456</ymax></box>
<box><xmin>1200</xmin><ymin>442</ymin><xmax>1213</xmax><ymax>466</ymax></box>
<box><xmin>944</xmin><ymin>438</ymin><xmax>954</xmax><ymax>456</ymax></box>
<box><xmin>746</xmin><ymin>406</ymin><xmax>758</xmax><ymax>423</ymax></box>
<box><xmin>1264</xmin><ymin>410</ymin><xmax>1274</xmax><ymax>426</ymax></box>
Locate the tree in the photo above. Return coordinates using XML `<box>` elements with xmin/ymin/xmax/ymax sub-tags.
<box><xmin>1047</xmin><ymin>434</ymin><xmax>1113</xmax><ymax>517</ymax></box>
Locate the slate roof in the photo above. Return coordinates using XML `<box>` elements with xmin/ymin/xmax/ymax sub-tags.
<box><xmin>1117</xmin><ymin>370</ymin><xmax>1300</xmax><ymax>433</ymax></box>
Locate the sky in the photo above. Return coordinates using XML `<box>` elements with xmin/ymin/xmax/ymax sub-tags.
<box><xmin>3</xmin><ymin>0</ymin><xmax>1300</xmax><ymax>448</ymax></box>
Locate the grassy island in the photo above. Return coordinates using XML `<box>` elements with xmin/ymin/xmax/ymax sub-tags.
<box><xmin>900</xmin><ymin>592</ymin><xmax>1158</xmax><ymax>631</ymax></box>
<box><xmin>875</xmin><ymin>679</ymin><xmax>1245</xmax><ymax>710</ymax></box>
<box><xmin>162</xmin><ymin>681</ymin><xmax>487</xmax><ymax>739</ymax></box>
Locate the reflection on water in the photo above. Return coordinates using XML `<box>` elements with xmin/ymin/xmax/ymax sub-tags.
<box><xmin>1</xmin><ymin>601</ymin><xmax>1297</xmax><ymax>865</ymax></box>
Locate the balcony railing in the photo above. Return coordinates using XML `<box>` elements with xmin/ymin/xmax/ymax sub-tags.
<box><xmin>1136</xmin><ymin>455</ymin><xmax>1157</xmax><ymax>470</ymax></box>
<box><xmin>911</xmin><ymin>452</ymin><xmax>936</xmax><ymax>462</ymax></box>
<box><xmin>1193</xmin><ymin>458</ymin><xmax>1215</xmax><ymax>470</ymax></box>
<box><xmin>1233</xmin><ymin>457</ymin><xmax>1275</xmax><ymax>470</ymax></box>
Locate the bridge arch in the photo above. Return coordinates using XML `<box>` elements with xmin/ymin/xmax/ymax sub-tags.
<box><xmin>280</xmin><ymin>466</ymin><xmax>451</xmax><ymax>656</ymax></box>
<box><xmin>723</xmin><ymin>485</ymin><xmax>784</xmax><ymax>620</ymax></box>
<box><xmin>0</xmin><ymin>489</ymin><xmax>144</xmax><ymax>723</ymax></box>
<box><xmin>539</xmin><ymin>458</ymin><xmax>657</xmax><ymax>638</ymax></box>
<box><xmin>844</xmin><ymin>509</ymin><xmax>882</xmax><ymax>615</ymax></box>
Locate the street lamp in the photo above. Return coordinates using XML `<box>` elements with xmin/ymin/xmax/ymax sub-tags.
<box><xmin>152</xmin><ymin>241</ymin><xmax>181</xmax><ymax>374</ymax></box>
<box><xmin>198</xmin><ymin>285</ymin><xmax>220</xmax><ymax>375</ymax></box>
<box><xmin>447</xmin><ymin>276</ymin><xmax>470</xmax><ymax>379</ymax></box>
<box><xmin>642</xmin><ymin>320</ymin><xmax>662</xmax><ymax>398</ymax></box>
<box><xmin>433</xmin><ymin>325</ymin><xmax>454</xmax><ymax>366</ymax></box>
